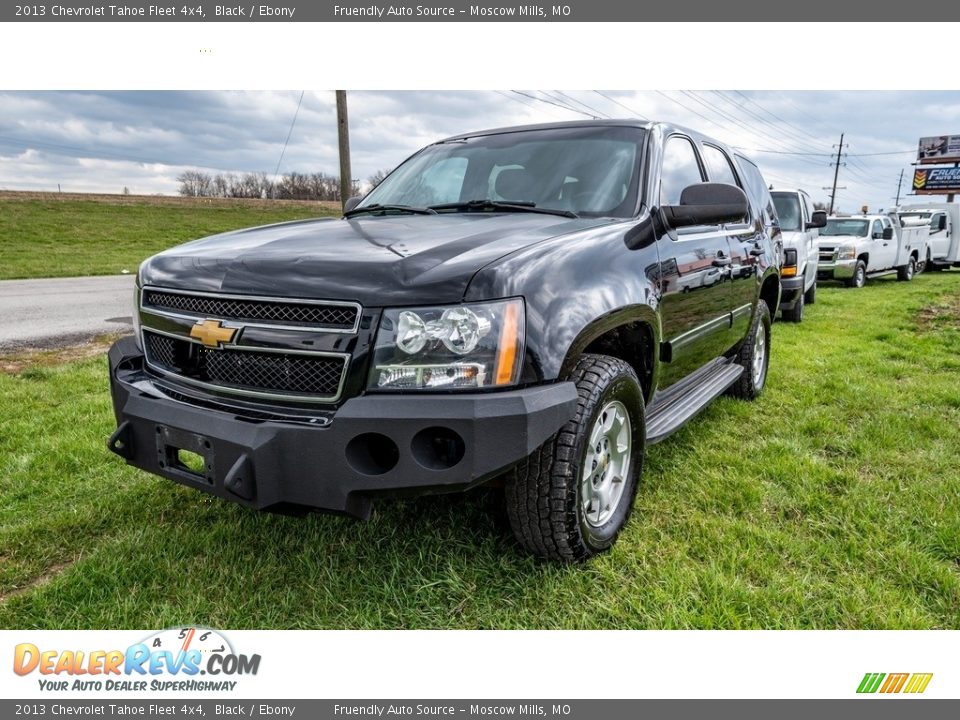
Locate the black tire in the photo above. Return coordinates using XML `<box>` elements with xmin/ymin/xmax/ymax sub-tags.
<box><xmin>897</xmin><ymin>256</ymin><xmax>916</xmax><ymax>282</ymax></box>
<box><xmin>804</xmin><ymin>280</ymin><xmax>817</xmax><ymax>305</ymax></box>
<box><xmin>504</xmin><ymin>354</ymin><xmax>644</xmax><ymax>562</ymax></box>
<box><xmin>727</xmin><ymin>301</ymin><xmax>771</xmax><ymax>401</ymax></box>
<box><xmin>917</xmin><ymin>250</ymin><xmax>930</xmax><ymax>274</ymax></box>
<box><xmin>928</xmin><ymin>261</ymin><xmax>946</xmax><ymax>272</ymax></box>
<box><xmin>845</xmin><ymin>260</ymin><xmax>867</xmax><ymax>288</ymax></box>
<box><xmin>781</xmin><ymin>291</ymin><xmax>804</xmax><ymax>323</ymax></box>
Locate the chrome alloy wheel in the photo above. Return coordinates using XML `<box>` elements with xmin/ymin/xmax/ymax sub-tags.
<box><xmin>752</xmin><ymin>318</ymin><xmax>768</xmax><ymax>388</ymax></box>
<box><xmin>581</xmin><ymin>400</ymin><xmax>632</xmax><ymax>527</ymax></box>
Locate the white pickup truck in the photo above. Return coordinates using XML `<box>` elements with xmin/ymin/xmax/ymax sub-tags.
<box><xmin>898</xmin><ymin>203</ymin><xmax>960</xmax><ymax>272</ymax></box>
<box><xmin>817</xmin><ymin>213</ymin><xmax>929</xmax><ymax>288</ymax></box>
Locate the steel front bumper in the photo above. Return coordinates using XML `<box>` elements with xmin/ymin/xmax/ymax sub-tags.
<box><xmin>817</xmin><ymin>258</ymin><xmax>857</xmax><ymax>280</ymax></box>
<box><xmin>107</xmin><ymin>336</ymin><xmax>578</xmax><ymax>519</ymax></box>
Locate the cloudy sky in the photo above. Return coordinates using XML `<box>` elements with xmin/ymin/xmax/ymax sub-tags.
<box><xmin>1</xmin><ymin>90</ymin><xmax>957</xmax><ymax>212</ymax></box>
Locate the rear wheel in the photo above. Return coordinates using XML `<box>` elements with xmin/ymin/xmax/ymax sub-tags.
<box><xmin>727</xmin><ymin>301</ymin><xmax>771</xmax><ymax>401</ymax></box>
<box><xmin>804</xmin><ymin>280</ymin><xmax>817</xmax><ymax>305</ymax></box>
<box><xmin>846</xmin><ymin>260</ymin><xmax>867</xmax><ymax>288</ymax></box>
<box><xmin>781</xmin><ymin>291</ymin><xmax>804</xmax><ymax>323</ymax></box>
<box><xmin>917</xmin><ymin>250</ymin><xmax>930</xmax><ymax>274</ymax></box>
<box><xmin>504</xmin><ymin>354</ymin><xmax>644</xmax><ymax>562</ymax></box>
<box><xmin>897</xmin><ymin>256</ymin><xmax>916</xmax><ymax>282</ymax></box>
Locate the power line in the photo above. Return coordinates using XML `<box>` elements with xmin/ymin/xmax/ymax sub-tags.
<box><xmin>713</xmin><ymin>90</ymin><xmax>825</xmax><ymax>152</ymax></box>
<box><xmin>593</xmin><ymin>90</ymin><xmax>649</xmax><ymax>120</ymax></box>
<box><xmin>552</xmin><ymin>90</ymin><xmax>610</xmax><ymax>119</ymax></box>
<box><xmin>731</xmin><ymin>91</ymin><xmax>822</xmax><ymax>143</ymax></box>
<box><xmin>510</xmin><ymin>90</ymin><xmax>594</xmax><ymax>118</ymax></box>
<box><xmin>273</xmin><ymin>90</ymin><xmax>304</xmax><ymax>186</ymax></box>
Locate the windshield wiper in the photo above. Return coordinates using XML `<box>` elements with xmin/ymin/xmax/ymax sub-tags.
<box><xmin>429</xmin><ymin>199</ymin><xmax>578</xmax><ymax>219</ymax></box>
<box><xmin>344</xmin><ymin>203</ymin><xmax>438</xmax><ymax>218</ymax></box>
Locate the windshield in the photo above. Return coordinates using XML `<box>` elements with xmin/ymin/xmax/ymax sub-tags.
<box><xmin>771</xmin><ymin>192</ymin><xmax>802</xmax><ymax>232</ymax></box>
<box><xmin>359</xmin><ymin>126</ymin><xmax>644</xmax><ymax>219</ymax></box>
<box><xmin>823</xmin><ymin>218</ymin><xmax>869</xmax><ymax>237</ymax></box>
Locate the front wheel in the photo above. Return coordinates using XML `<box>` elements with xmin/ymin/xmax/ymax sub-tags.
<box><xmin>727</xmin><ymin>301</ymin><xmax>771</xmax><ymax>401</ymax></box>
<box><xmin>781</xmin><ymin>291</ymin><xmax>804</xmax><ymax>323</ymax></box>
<box><xmin>846</xmin><ymin>260</ymin><xmax>867</xmax><ymax>288</ymax></box>
<box><xmin>897</xmin><ymin>257</ymin><xmax>916</xmax><ymax>282</ymax></box>
<box><xmin>804</xmin><ymin>280</ymin><xmax>817</xmax><ymax>305</ymax></box>
<box><xmin>505</xmin><ymin>354</ymin><xmax>644</xmax><ymax>562</ymax></box>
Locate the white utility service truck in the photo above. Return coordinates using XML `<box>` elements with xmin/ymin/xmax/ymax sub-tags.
<box><xmin>817</xmin><ymin>213</ymin><xmax>929</xmax><ymax>288</ymax></box>
<box><xmin>898</xmin><ymin>203</ymin><xmax>960</xmax><ymax>272</ymax></box>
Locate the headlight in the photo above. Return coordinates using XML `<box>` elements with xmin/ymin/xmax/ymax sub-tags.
<box><xmin>837</xmin><ymin>246</ymin><xmax>856</xmax><ymax>260</ymax></box>
<box><xmin>369</xmin><ymin>298</ymin><xmax>525</xmax><ymax>391</ymax></box>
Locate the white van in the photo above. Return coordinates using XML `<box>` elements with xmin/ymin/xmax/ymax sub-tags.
<box><xmin>770</xmin><ymin>189</ymin><xmax>825</xmax><ymax>322</ymax></box>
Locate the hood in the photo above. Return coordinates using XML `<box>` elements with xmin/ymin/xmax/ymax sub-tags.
<box><xmin>139</xmin><ymin>213</ymin><xmax>612</xmax><ymax>306</ymax></box>
<box><xmin>817</xmin><ymin>234</ymin><xmax>860</xmax><ymax>247</ymax></box>
<box><xmin>780</xmin><ymin>230</ymin><xmax>805</xmax><ymax>248</ymax></box>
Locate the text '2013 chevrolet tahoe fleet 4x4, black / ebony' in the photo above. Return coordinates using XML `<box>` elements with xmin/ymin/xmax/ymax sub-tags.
<box><xmin>108</xmin><ymin>120</ymin><xmax>781</xmax><ymax>561</ymax></box>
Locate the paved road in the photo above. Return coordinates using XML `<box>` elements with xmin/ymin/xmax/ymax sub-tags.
<box><xmin>0</xmin><ymin>275</ymin><xmax>135</xmax><ymax>351</ymax></box>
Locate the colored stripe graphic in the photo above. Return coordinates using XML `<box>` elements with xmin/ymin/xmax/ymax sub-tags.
<box><xmin>880</xmin><ymin>673</ymin><xmax>909</xmax><ymax>693</ymax></box>
<box><xmin>857</xmin><ymin>673</ymin><xmax>885</xmax><ymax>693</ymax></box>
<box><xmin>904</xmin><ymin>673</ymin><xmax>933</xmax><ymax>694</ymax></box>
<box><xmin>857</xmin><ymin>672</ymin><xmax>932</xmax><ymax>694</ymax></box>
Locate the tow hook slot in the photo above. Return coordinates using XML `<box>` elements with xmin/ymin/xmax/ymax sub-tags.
<box><xmin>155</xmin><ymin>425</ymin><xmax>215</xmax><ymax>486</ymax></box>
<box><xmin>107</xmin><ymin>421</ymin><xmax>134</xmax><ymax>459</ymax></box>
<box><xmin>224</xmin><ymin>455</ymin><xmax>255</xmax><ymax>500</ymax></box>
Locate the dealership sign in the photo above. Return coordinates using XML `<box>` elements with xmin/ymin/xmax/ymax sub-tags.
<box><xmin>913</xmin><ymin>167</ymin><xmax>960</xmax><ymax>194</ymax></box>
<box><xmin>917</xmin><ymin>135</ymin><xmax>960</xmax><ymax>164</ymax></box>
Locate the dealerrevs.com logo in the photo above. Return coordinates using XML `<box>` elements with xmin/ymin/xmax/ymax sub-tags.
<box><xmin>13</xmin><ymin>627</ymin><xmax>261</xmax><ymax>693</ymax></box>
<box><xmin>857</xmin><ymin>673</ymin><xmax>933</xmax><ymax>694</ymax></box>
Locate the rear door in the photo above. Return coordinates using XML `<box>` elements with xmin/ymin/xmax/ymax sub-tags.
<box><xmin>656</xmin><ymin>135</ymin><xmax>737</xmax><ymax>387</ymax></box>
<box><xmin>701</xmin><ymin>144</ymin><xmax>758</xmax><ymax>328</ymax></box>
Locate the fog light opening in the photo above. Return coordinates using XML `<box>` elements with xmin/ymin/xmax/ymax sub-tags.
<box><xmin>345</xmin><ymin>433</ymin><xmax>400</xmax><ymax>476</ymax></box>
<box><xmin>411</xmin><ymin>426</ymin><xmax>466</xmax><ymax>471</ymax></box>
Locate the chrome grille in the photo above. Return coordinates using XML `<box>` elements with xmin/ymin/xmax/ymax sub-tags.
<box><xmin>143</xmin><ymin>289</ymin><xmax>359</xmax><ymax>330</ymax></box>
<box><xmin>819</xmin><ymin>247</ymin><xmax>836</xmax><ymax>262</ymax></box>
<box><xmin>143</xmin><ymin>331</ymin><xmax>346</xmax><ymax>400</ymax></box>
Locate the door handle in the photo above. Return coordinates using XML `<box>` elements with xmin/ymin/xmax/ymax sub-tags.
<box><xmin>712</xmin><ymin>256</ymin><xmax>732</xmax><ymax>267</ymax></box>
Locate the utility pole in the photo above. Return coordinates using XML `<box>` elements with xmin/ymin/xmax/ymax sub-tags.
<box><xmin>828</xmin><ymin>132</ymin><xmax>845</xmax><ymax>215</ymax></box>
<box><xmin>894</xmin><ymin>168</ymin><xmax>904</xmax><ymax>207</ymax></box>
<box><xmin>336</xmin><ymin>90</ymin><xmax>352</xmax><ymax>212</ymax></box>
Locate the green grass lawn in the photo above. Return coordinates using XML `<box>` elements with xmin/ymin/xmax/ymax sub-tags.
<box><xmin>0</xmin><ymin>194</ymin><xmax>338</xmax><ymax>280</ymax></box>
<box><xmin>1</xmin><ymin>274</ymin><xmax>959</xmax><ymax>629</ymax></box>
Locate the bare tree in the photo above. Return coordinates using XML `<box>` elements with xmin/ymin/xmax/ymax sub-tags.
<box><xmin>368</xmin><ymin>169</ymin><xmax>390</xmax><ymax>190</ymax></box>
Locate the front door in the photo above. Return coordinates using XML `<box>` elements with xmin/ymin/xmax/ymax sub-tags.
<box><xmin>656</xmin><ymin>136</ymin><xmax>736</xmax><ymax>387</ymax></box>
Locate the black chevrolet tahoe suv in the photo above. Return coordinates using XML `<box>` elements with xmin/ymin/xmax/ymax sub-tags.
<box><xmin>108</xmin><ymin>120</ymin><xmax>781</xmax><ymax>561</ymax></box>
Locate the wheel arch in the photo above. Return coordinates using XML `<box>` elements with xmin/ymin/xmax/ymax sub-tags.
<box><xmin>559</xmin><ymin>306</ymin><xmax>659</xmax><ymax>404</ymax></box>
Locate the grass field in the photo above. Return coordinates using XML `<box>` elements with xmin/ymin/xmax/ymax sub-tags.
<box><xmin>0</xmin><ymin>192</ymin><xmax>339</xmax><ymax>280</ymax></box>
<box><xmin>1</xmin><ymin>273</ymin><xmax>959</xmax><ymax>629</ymax></box>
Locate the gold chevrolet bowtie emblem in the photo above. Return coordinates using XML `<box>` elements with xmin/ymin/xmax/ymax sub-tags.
<box><xmin>190</xmin><ymin>319</ymin><xmax>237</xmax><ymax>348</ymax></box>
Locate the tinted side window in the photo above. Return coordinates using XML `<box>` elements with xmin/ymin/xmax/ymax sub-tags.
<box><xmin>734</xmin><ymin>155</ymin><xmax>776</xmax><ymax>227</ymax></box>
<box><xmin>701</xmin><ymin>144</ymin><xmax>739</xmax><ymax>187</ymax></box>
<box><xmin>659</xmin><ymin>136</ymin><xmax>704</xmax><ymax>206</ymax></box>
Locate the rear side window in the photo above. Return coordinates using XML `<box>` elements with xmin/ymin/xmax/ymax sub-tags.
<box><xmin>659</xmin><ymin>136</ymin><xmax>704</xmax><ymax>206</ymax></box>
<box><xmin>735</xmin><ymin>154</ymin><xmax>776</xmax><ymax>228</ymax></box>
<box><xmin>701</xmin><ymin>144</ymin><xmax>739</xmax><ymax>187</ymax></box>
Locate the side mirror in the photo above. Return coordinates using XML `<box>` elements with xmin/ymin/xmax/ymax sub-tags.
<box><xmin>938</xmin><ymin>215</ymin><xmax>947</xmax><ymax>231</ymax></box>
<box><xmin>882</xmin><ymin>227</ymin><xmax>894</xmax><ymax>241</ymax></box>
<box><xmin>343</xmin><ymin>196</ymin><xmax>363</xmax><ymax>213</ymax></box>
<box><xmin>808</xmin><ymin>210</ymin><xmax>827</xmax><ymax>229</ymax></box>
<box><xmin>660</xmin><ymin>183</ymin><xmax>749</xmax><ymax>230</ymax></box>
